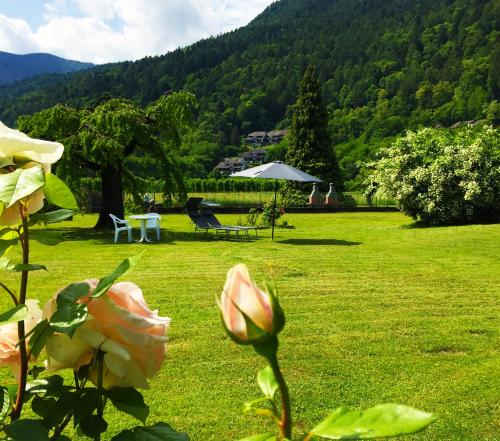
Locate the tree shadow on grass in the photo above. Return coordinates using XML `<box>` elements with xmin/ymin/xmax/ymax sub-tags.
<box><xmin>278</xmin><ymin>238</ymin><xmax>362</xmax><ymax>246</ymax></box>
<box><xmin>49</xmin><ymin>227</ymin><xmax>258</xmax><ymax>245</ymax></box>
<box><xmin>401</xmin><ymin>219</ymin><xmax>499</xmax><ymax>229</ymax></box>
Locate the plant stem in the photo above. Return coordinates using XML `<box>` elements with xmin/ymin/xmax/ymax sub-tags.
<box><xmin>51</xmin><ymin>371</ymin><xmax>84</xmax><ymax>440</ymax></box>
<box><xmin>0</xmin><ymin>281</ymin><xmax>18</xmax><ymax>305</ymax></box>
<box><xmin>51</xmin><ymin>414</ymin><xmax>73</xmax><ymax>440</ymax></box>
<box><xmin>96</xmin><ymin>350</ymin><xmax>105</xmax><ymax>441</ymax></box>
<box><xmin>11</xmin><ymin>214</ymin><xmax>30</xmax><ymax>420</ymax></box>
<box><xmin>269</xmin><ymin>353</ymin><xmax>292</xmax><ymax>440</ymax></box>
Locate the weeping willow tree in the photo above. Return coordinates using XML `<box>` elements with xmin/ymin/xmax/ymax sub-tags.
<box><xmin>17</xmin><ymin>92</ymin><xmax>196</xmax><ymax>228</ymax></box>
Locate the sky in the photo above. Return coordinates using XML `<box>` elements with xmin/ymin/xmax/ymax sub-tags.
<box><xmin>0</xmin><ymin>0</ymin><xmax>275</xmax><ymax>64</ymax></box>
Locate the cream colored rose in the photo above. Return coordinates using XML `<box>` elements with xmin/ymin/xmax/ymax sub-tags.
<box><xmin>0</xmin><ymin>122</ymin><xmax>63</xmax><ymax>171</ymax></box>
<box><xmin>44</xmin><ymin>280</ymin><xmax>170</xmax><ymax>389</ymax></box>
<box><xmin>220</xmin><ymin>264</ymin><xmax>284</xmax><ymax>344</ymax></box>
<box><xmin>0</xmin><ymin>121</ymin><xmax>64</xmax><ymax>226</ymax></box>
<box><xmin>0</xmin><ymin>300</ymin><xmax>42</xmax><ymax>380</ymax></box>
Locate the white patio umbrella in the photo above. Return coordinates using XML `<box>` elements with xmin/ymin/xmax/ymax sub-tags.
<box><xmin>230</xmin><ymin>161</ymin><xmax>322</xmax><ymax>240</ymax></box>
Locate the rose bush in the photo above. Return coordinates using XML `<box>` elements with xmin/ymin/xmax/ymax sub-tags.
<box><xmin>43</xmin><ymin>279</ymin><xmax>170</xmax><ymax>388</ymax></box>
<box><xmin>0</xmin><ymin>122</ymin><xmax>188</xmax><ymax>439</ymax></box>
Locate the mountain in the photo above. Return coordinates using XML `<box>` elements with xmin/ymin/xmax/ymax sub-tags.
<box><xmin>0</xmin><ymin>0</ymin><xmax>498</xmax><ymax>182</ymax></box>
<box><xmin>0</xmin><ymin>51</ymin><xmax>93</xmax><ymax>86</ymax></box>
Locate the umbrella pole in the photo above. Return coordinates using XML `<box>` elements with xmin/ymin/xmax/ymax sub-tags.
<box><xmin>271</xmin><ymin>180</ymin><xmax>277</xmax><ymax>240</ymax></box>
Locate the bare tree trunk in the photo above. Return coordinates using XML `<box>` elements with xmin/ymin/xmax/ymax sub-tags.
<box><xmin>94</xmin><ymin>164</ymin><xmax>124</xmax><ymax>229</ymax></box>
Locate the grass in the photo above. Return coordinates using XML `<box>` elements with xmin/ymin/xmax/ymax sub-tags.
<box><xmin>0</xmin><ymin>212</ymin><xmax>498</xmax><ymax>440</ymax></box>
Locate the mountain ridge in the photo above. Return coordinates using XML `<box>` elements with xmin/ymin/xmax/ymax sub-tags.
<box><xmin>0</xmin><ymin>51</ymin><xmax>93</xmax><ymax>86</ymax></box>
<box><xmin>0</xmin><ymin>0</ymin><xmax>497</xmax><ymax>181</ymax></box>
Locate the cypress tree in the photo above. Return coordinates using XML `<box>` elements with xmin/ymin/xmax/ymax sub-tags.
<box><xmin>286</xmin><ymin>64</ymin><xmax>341</xmax><ymax>191</ymax></box>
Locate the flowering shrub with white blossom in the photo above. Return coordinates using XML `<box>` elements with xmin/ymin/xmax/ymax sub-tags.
<box><xmin>367</xmin><ymin>126</ymin><xmax>500</xmax><ymax>225</ymax></box>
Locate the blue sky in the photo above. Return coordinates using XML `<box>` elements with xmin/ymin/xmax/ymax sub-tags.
<box><xmin>0</xmin><ymin>1</ymin><xmax>47</xmax><ymax>28</ymax></box>
<box><xmin>0</xmin><ymin>0</ymin><xmax>274</xmax><ymax>64</ymax></box>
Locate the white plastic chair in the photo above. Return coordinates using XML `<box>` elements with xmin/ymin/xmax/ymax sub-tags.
<box><xmin>146</xmin><ymin>213</ymin><xmax>161</xmax><ymax>241</ymax></box>
<box><xmin>109</xmin><ymin>214</ymin><xmax>132</xmax><ymax>243</ymax></box>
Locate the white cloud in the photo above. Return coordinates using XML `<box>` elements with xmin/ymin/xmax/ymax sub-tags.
<box><xmin>0</xmin><ymin>14</ymin><xmax>40</xmax><ymax>54</ymax></box>
<box><xmin>0</xmin><ymin>0</ymin><xmax>275</xmax><ymax>64</ymax></box>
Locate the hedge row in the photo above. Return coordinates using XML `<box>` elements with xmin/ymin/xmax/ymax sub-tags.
<box><xmin>80</xmin><ymin>177</ymin><xmax>284</xmax><ymax>193</ymax></box>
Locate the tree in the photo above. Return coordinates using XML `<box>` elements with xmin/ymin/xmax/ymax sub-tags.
<box><xmin>286</xmin><ymin>65</ymin><xmax>341</xmax><ymax>190</ymax></box>
<box><xmin>18</xmin><ymin>92</ymin><xmax>196</xmax><ymax>228</ymax></box>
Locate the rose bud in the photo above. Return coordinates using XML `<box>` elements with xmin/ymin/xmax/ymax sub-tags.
<box><xmin>220</xmin><ymin>264</ymin><xmax>284</xmax><ymax>345</ymax></box>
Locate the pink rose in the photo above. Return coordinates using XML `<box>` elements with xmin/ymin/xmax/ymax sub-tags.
<box><xmin>220</xmin><ymin>264</ymin><xmax>284</xmax><ymax>344</ymax></box>
<box><xmin>0</xmin><ymin>300</ymin><xmax>42</xmax><ymax>380</ymax></box>
<box><xmin>43</xmin><ymin>280</ymin><xmax>170</xmax><ymax>389</ymax></box>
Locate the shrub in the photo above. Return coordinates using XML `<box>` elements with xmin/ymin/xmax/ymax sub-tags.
<box><xmin>245</xmin><ymin>208</ymin><xmax>260</xmax><ymax>226</ymax></box>
<box><xmin>261</xmin><ymin>200</ymin><xmax>284</xmax><ymax>227</ymax></box>
<box><xmin>368</xmin><ymin>126</ymin><xmax>500</xmax><ymax>225</ymax></box>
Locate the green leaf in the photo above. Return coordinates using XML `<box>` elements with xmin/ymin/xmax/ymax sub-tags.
<box><xmin>79</xmin><ymin>414</ymin><xmax>108</xmax><ymax>439</ymax></box>
<box><xmin>30</xmin><ymin>230</ymin><xmax>63</xmax><ymax>245</ymax></box>
<box><xmin>0</xmin><ymin>257</ymin><xmax>15</xmax><ymax>271</ymax></box>
<box><xmin>0</xmin><ymin>165</ymin><xmax>45</xmax><ymax>208</ymax></box>
<box><xmin>0</xmin><ymin>387</ymin><xmax>11</xmax><ymax>422</ymax></box>
<box><xmin>5</xmin><ymin>384</ymin><xmax>18</xmax><ymax>401</ymax></box>
<box><xmin>4</xmin><ymin>419</ymin><xmax>49</xmax><ymax>441</ymax></box>
<box><xmin>105</xmin><ymin>387</ymin><xmax>149</xmax><ymax>424</ymax></box>
<box><xmin>0</xmin><ymin>227</ymin><xmax>15</xmax><ymax>237</ymax></box>
<box><xmin>31</xmin><ymin>395</ymin><xmax>57</xmax><ymax>421</ymax></box>
<box><xmin>238</xmin><ymin>435</ymin><xmax>277</xmax><ymax>441</ymax></box>
<box><xmin>30</xmin><ymin>209</ymin><xmax>76</xmax><ymax>225</ymax></box>
<box><xmin>48</xmin><ymin>391</ymin><xmax>82</xmax><ymax>428</ymax></box>
<box><xmin>43</xmin><ymin>173</ymin><xmax>78</xmax><ymax>210</ymax></box>
<box><xmin>111</xmin><ymin>423</ymin><xmax>189</xmax><ymax>441</ymax></box>
<box><xmin>257</xmin><ymin>366</ymin><xmax>279</xmax><ymax>400</ymax></box>
<box><xmin>0</xmin><ymin>305</ymin><xmax>29</xmax><ymax>326</ymax></box>
<box><xmin>11</xmin><ymin>263</ymin><xmax>47</xmax><ymax>272</ymax></box>
<box><xmin>28</xmin><ymin>320</ymin><xmax>55</xmax><ymax>357</ymax></box>
<box><xmin>56</xmin><ymin>282</ymin><xmax>90</xmax><ymax>307</ymax></box>
<box><xmin>92</xmin><ymin>255</ymin><xmax>142</xmax><ymax>298</ymax></box>
<box><xmin>28</xmin><ymin>365</ymin><xmax>45</xmax><ymax>379</ymax></box>
<box><xmin>242</xmin><ymin>398</ymin><xmax>274</xmax><ymax>417</ymax></box>
<box><xmin>310</xmin><ymin>404</ymin><xmax>436</xmax><ymax>439</ymax></box>
<box><xmin>73</xmin><ymin>389</ymin><xmax>99</xmax><ymax>426</ymax></box>
<box><xmin>49</xmin><ymin>303</ymin><xmax>88</xmax><ymax>336</ymax></box>
<box><xmin>26</xmin><ymin>375</ymin><xmax>69</xmax><ymax>398</ymax></box>
<box><xmin>0</xmin><ymin>239</ymin><xmax>17</xmax><ymax>258</ymax></box>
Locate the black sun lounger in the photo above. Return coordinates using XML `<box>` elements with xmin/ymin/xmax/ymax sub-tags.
<box><xmin>188</xmin><ymin>212</ymin><xmax>246</xmax><ymax>238</ymax></box>
<box><xmin>202</xmin><ymin>211</ymin><xmax>258</xmax><ymax>238</ymax></box>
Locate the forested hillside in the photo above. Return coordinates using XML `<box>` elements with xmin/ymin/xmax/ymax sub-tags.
<box><xmin>0</xmin><ymin>51</ymin><xmax>93</xmax><ymax>86</ymax></box>
<box><xmin>0</xmin><ymin>0</ymin><xmax>498</xmax><ymax>182</ymax></box>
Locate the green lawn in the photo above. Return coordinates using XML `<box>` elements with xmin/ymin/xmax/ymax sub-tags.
<box><xmin>1</xmin><ymin>212</ymin><xmax>499</xmax><ymax>440</ymax></box>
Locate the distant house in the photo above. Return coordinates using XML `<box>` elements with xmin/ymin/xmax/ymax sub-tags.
<box><xmin>246</xmin><ymin>131</ymin><xmax>268</xmax><ymax>146</ymax></box>
<box><xmin>215</xmin><ymin>157</ymin><xmax>247</xmax><ymax>175</ymax></box>
<box><xmin>267</xmin><ymin>129</ymin><xmax>289</xmax><ymax>144</ymax></box>
<box><xmin>243</xmin><ymin>148</ymin><xmax>267</xmax><ymax>163</ymax></box>
<box><xmin>245</xmin><ymin>129</ymin><xmax>288</xmax><ymax>146</ymax></box>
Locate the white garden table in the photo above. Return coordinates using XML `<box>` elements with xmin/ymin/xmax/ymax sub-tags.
<box><xmin>129</xmin><ymin>214</ymin><xmax>159</xmax><ymax>243</ymax></box>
